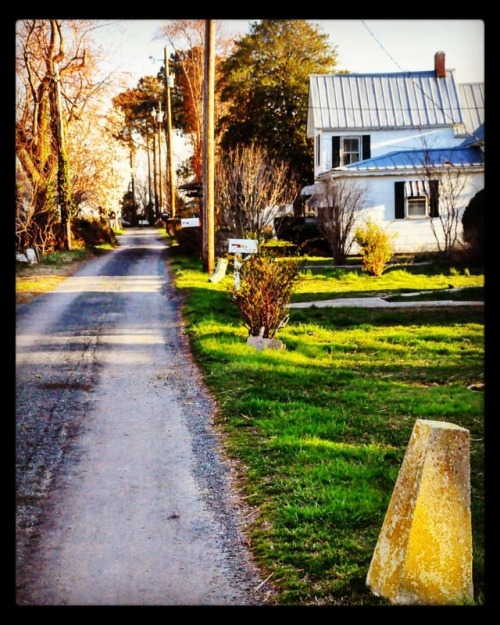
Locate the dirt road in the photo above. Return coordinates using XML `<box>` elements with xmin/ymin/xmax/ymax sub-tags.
<box><xmin>15</xmin><ymin>228</ymin><xmax>268</xmax><ymax>606</ymax></box>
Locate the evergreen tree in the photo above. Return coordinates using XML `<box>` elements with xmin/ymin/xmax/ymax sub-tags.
<box><xmin>218</xmin><ymin>20</ymin><xmax>338</xmax><ymax>186</ymax></box>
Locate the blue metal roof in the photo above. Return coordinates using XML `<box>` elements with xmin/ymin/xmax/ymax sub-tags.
<box><xmin>308</xmin><ymin>70</ymin><xmax>464</xmax><ymax>132</ymax></box>
<box><xmin>461</xmin><ymin>122</ymin><xmax>484</xmax><ymax>147</ymax></box>
<box><xmin>336</xmin><ymin>147</ymin><xmax>484</xmax><ymax>172</ymax></box>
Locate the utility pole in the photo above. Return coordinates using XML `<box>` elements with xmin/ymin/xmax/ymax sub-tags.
<box><xmin>152</xmin><ymin>104</ymin><xmax>164</xmax><ymax>220</ymax></box>
<box><xmin>129</xmin><ymin>143</ymin><xmax>137</xmax><ymax>224</ymax></box>
<box><xmin>151</xmin><ymin>122</ymin><xmax>159</xmax><ymax>219</ymax></box>
<box><xmin>146</xmin><ymin>130</ymin><xmax>153</xmax><ymax>224</ymax></box>
<box><xmin>202</xmin><ymin>19</ymin><xmax>215</xmax><ymax>274</ymax></box>
<box><xmin>164</xmin><ymin>47</ymin><xmax>176</xmax><ymax>218</ymax></box>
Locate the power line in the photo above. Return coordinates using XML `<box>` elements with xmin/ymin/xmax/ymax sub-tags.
<box><xmin>361</xmin><ymin>20</ymin><xmax>405</xmax><ymax>73</ymax></box>
<box><xmin>359</xmin><ymin>20</ymin><xmax>478</xmax><ymax>136</ymax></box>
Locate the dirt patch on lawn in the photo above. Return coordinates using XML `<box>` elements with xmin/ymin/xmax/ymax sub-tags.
<box><xmin>16</xmin><ymin>259</ymin><xmax>91</xmax><ymax>306</ymax></box>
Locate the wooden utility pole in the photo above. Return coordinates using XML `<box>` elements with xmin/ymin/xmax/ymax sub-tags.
<box><xmin>164</xmin><ymin>47</ymin><xmax>176</xmax><ymax>218</ymax></box>
<box><xmin>151</xmin><ymin>126</ymin><xmax>159</xmax><ymax>219</ymax></box>
<box><xmin>146</xmin><ymin>130</ymin><xmax>153</xmax><ymax>223</ymax></box>
<box><xmin>151</xmin><ymin>105</ymin><xmax>164</xmax><ymax>219</ymax></box>
<box><xmin>157</xmin><ymin>102</ymin><xmax>164</xmax><ymax>214</ymax></box>
<box><xmin>202</xmin><ymin>19</ymin><xmax>215</xmax><ymax>274</ymax></box>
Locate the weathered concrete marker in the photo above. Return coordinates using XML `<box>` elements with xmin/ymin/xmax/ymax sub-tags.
<box><xmin>366</xmin><ymin>418</ymin><xmax>473</xmax><ymax>605</ymax></box>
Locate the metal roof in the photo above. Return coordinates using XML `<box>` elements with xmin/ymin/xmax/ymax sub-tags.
<box><xmin>307</xmin><ymin>70</ymin><xmax>464</xmax><ymax>133</ymax></box>
<box><xmin>461</xmin><ymin>122</ymin><xmax>484</xmax><ymax>147</ymax></box>
<box><xmin>458</xmin><ymin>83</ymin><xmax>485</xmax><ymax>139</ymax></box>
<box><xmin>324</xmin><ymin>146</ymin><xmax>484</xmax><ymax>174</ymax></box>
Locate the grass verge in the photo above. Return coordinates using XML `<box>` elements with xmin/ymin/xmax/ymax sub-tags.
<box><xmin>16</xmin><ymin>248</ymin><xmax>105</xmax><ymax>305</ymax></box>
<box><xmin>169</xmin><ymin>250</ymin><xmax>485</xmax><ymax>606</ymax></box>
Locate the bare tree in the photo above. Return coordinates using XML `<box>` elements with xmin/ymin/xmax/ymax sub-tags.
<box><xmin>16</xmin><ymin>19</ymin><xmax>109</xmax><ymax>252</ymax></box>
<box><xmin>215</xmin><ymin>143</ymin><xmax>299</xmax><ymax>242</ymax></box>
<box><xmin>64</xmin><ymin>101</ymin><xmax>129</xmax><ymax>220</ymax></box>
<box><xmin>420</xmin><ymin>155</ymin><xmax>471</xmax><ymax>256</ymax></box>
<box><xmin>317</xmin><ymin>177</ymin><xmax>369</xmax><ymax>265</ymax></box>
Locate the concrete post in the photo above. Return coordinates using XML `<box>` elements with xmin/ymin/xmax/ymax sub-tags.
<box><xmin>366</xmin><ymin>418</ymin><xmax>474</xmax><ymax>605</ymax></box>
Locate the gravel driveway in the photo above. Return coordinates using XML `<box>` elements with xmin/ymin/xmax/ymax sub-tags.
<box><xmin>15</xmin><ymin>228</ymin><xmax>270</xmax><ymax>606</ymax></box>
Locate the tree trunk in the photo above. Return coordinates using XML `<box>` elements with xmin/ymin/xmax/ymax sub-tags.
<box><xmin>52</xmin><ymin>71</ymin><xmax>72</xmax><ymax>250</ymax></box>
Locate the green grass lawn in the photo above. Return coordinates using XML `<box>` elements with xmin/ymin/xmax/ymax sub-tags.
<box><xmin>293</xmin><ymin>263</ymin><xmax>484</xmax><ymax>303</ymax></box>
<box><xmin>168</xmin><ymin>250</ymin><xmax>485</xmax><ymax>606</ymax></box>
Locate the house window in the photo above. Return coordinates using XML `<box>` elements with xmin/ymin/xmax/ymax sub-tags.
<box><xmin>405</xmin><ymin>181</ymin><xmax>429</xmax><ymax>218</ymax></box>
<box><xmin>342</xmin><ymin>137</ymin><xmax>361</xmax><ymax>165</ymax></box>
<box><xmin>394</xmin><ymin>180</ymin><xmax>440</xmax><ymax>219</ymax></box>
<box><xmin>332</xmin><ymin>135</ymin><xmax>370</xmax><ymax>168</ymax></box>
<box><xmin>407</xmin><ymin>197</ymin><xmax>428</xmax><ymax>217</ymax></box>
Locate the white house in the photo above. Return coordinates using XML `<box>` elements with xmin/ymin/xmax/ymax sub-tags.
<box><xmin>303</xmin><ymin>52</ymin><xmax>484</xmax><ymax>254</ymax></box>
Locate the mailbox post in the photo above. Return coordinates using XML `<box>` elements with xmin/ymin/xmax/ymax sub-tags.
<box><xmin>228</xmin><ymin>239</ymin><xmax>258</xmax><ymax>289</ymax></box>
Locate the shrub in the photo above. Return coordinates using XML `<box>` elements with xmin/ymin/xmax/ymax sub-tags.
<box><xmin>174</xmin><ymin>226</ymin><xmax>202</xmax><ymax>257</ymax></box>
<box><xmin>71</xmin><ymin>218</ymin><xmax>117</xmax><ymax>248</ymax></box>
<box><xmin>274</xmin><ymin>216</ymin><xmax>330</xmax><ymax>256</ymax></box>
<box><xmin>166</xmin><ymin>218</ymin><xmax>182</xmax><ymax>237</ymax></box>
<box><xmin>232</xmin><ymin>253</ymin><xmax>299</xmax><ymax>338</ymax></box>
<box><xmin>461</xmin><ymin>189</ymin><xmax>484</xmax><ymax>263</ymax></box>
<box><xmin>354</xmin><ymin>219</ymin><xmax>394</xmax><ymax>277</ymax></box>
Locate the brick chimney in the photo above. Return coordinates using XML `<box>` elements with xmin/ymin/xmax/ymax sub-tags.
<box><xmin>434</xmin><ymin>51</ymin><xmax>446</xmax><ymax>78</ymax></box>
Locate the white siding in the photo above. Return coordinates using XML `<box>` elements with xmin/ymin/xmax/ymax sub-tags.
<box><xmin>348</xmin><ymin>172</ymin><xmax>484</xmax><ymax>254</ymax></box>
<box><xmin>314</xmin><ymin>127</ymin><xmax>463</xmax><ymax>178</ymax></box>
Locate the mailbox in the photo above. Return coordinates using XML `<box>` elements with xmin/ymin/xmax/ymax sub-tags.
<box><xmin>228</xmin><ymin>239</ymin><xmax>258</xmax><ymax>254</ymax></box>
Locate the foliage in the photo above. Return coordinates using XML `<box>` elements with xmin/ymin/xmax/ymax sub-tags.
<box><xmin>215</xmin><ymin>142</ymin><xmax>300</xmax><ymax>241</ymax></box>
<box><xmin>112</xmin><ymin>75</ymin><xmax>164</xmax><ymax>155</ymax></box>
<box><xmin>16</xmin><ymin>200</ymin><xmax>62</xmax><ymax>255</ymax></box>
<box><xmin>218</xmin><ymin>20</ymin><xmax>338</xmax><ymax>186</ymax></box>
<box><xmin>170</xmin><ymin>254</ymin><xmax>484</xmax><ymax>605</ymax></box>
<box><xmin>461</xmin><ymin>188</ymin><xmax>484</xmax><ymax>262</ymax></box>
<box><xmin>16</xmin><ymin>19</ymin><xmax>81</xmax><ymax>250</ymax></box>
<box><xmin>16</xmin><ymin>19</ymin><xmax>127</xmax><ymax>252</ymax></box>
<box><xmin>40</xmin><ymin>249</ymin><xmax>90</xmax><ymax>265</ymax></box>
<box><xmin>232</xmin><ymin>253</ymin><xmax>300</xmax><ymax>338</ymax></box>
<box><xmin>71</xmin><ymin>218</ymin><xmax>118</xmax><ymax>248</ymax></box>
<box><xmin>275</xmin><ymin>216</ymin><xmax>330</xmax><ymax>256</ymax></box>
<box><xmin>354</xmin><ymin>219</ymin><xmax>395</xmax><ymax>276</ymax></box>
<box><xmin>67</xmin><ymin>103</ymin><xmax>129</xmax><ymax>218</ymax></box>
<box><xmin>174</xmin><ymin>226</ymin><xmax>202</xmax><ymax>257</ymax></box>
<box><xmin>317</xmin><ymin>178</ymin><xmax>370</xmax><ymax>265</ymax></box>
<box><xmin>159</xmin><ymin>20</ymin><xmax>236</xmax><ymax>181</ymax></box>
<box><xmin>112</xmin><ymin>75</ymin><xmax>164</xmax><ymax>222</ymax></box>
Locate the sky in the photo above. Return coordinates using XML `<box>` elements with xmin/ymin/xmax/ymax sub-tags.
<box><xmin>92</xmin><ymin>19</ymin><xmax>485</xmax><ymax>90</ymax></box>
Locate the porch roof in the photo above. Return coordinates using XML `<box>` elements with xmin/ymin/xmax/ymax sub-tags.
<box><xmin>333</xmin><ymin>146</ymin><xmax>484</xmax><ymax>173</ymax></box>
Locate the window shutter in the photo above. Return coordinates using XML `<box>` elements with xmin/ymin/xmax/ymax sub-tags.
<box><xmin>332</xmin><ymin>136</ymin><xmax>340</xmax><ymax>168</ymax></box>
<box><xmin>429</xmin><ymin>180</ymin><xmax>439</xmax><ymax>217</ymax></box>
<box><xmin>362</xmin><ymin>135</ymin><xmax>371</xmax><ymax>160</ymax></box>
<box><xmin>395</xmin><ymin>181</ymin><xmax>405</xmax><ymax>219</ymax></box>
<box><xmin>316</xmin><ymin>135</ymin><xmax>320</xmax><ymax>167</ymax></box>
